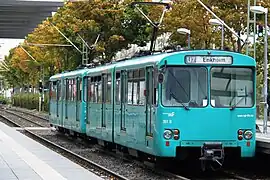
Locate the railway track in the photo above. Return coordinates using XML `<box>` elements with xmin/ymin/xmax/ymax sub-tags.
<box><xmin>2</xmin><ymin>106</ymin><xmax>48</xmax><ymax>121</ymax></box>
<box><xmin>222</xmin><ymin>170</ymin><xmax>252</xmax><ymax>180</ymax></box>
<box><xmin>0</xmin><ymin>108</ymin><xmax>256</xmax><ymax>180</ymax></box>
<box><xmin>0</xmin><ymin>109</ymin><xmax>47</xmax><ymax>127</ymax></box>
<box><xmin>87</xmin><ymin>143</ymin><xmax>190</xmax><ymax>180</ymax></box>
<box><xmin>0</xmin><ymin>114</ymin><xmax>129</xmax><ymax>180</ymax></box>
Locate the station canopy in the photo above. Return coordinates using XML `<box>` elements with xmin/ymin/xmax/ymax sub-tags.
<box><xmin>0</xmin><ymin>0</ymin><xmax>64</xmax><ymax>39</ymax></box>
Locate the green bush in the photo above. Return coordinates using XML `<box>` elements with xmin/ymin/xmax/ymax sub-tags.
<box><xmin>0</xmin><ymin>95</ymin><xmax>10</xmax><ymax>104</ymax></box>
<box><xmin>44</xmin><ymin>92</ymin><xmax>49</xmax><ymax>112</ymax></box>
<box><xmin>12</xmin><ymin>92</ymin><xmax>49</xmax><ymax>112</ymax></box>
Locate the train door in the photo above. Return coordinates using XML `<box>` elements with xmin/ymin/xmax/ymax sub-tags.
<box><xmin>101</xmin><ymin>73</ymin><xmax>112</xmax><ymax>128</ymax></box>
<box><xmin>145</xmin><ymin>67</ymin><xmax>156</xmax><ymax>138</ymax></box>
<box><xmin>76</xmin><ymin>77</ymin><xmax>82</xmax><ymax>122</ymax></box>
<box><xmin>120</xmin><ymin>70</ymin><xmax>127</xmax><ymax>131</ymax></box>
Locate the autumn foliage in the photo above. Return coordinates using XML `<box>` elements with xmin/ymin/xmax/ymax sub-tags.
<box><xmin>0</xmin><ymin>0</ymin><xmax>269</xmax><ymax>91</ymax></box>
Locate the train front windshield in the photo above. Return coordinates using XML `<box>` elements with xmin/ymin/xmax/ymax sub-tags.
<box><xmin>161</xmin><ymin>66</ymin><xmax>254</xmax><ymax>108</ymax></box>
<box><xmin>211</xmin><ymin>67</ymin><xmax>254</xmax><ymax>108</ymax></box>
<box><xmin>162</xmin><ymin>66</ymin><xmax>208</xmax><ymax>107</ymax></box>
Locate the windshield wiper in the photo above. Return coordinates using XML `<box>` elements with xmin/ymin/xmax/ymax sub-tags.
<box><xmin>230</xmin><ymin>95</ymin><xmax>249</xmax><ymax>110</ymax></box>
<box><xmin>169</xmin><ymin>90</ymin><xmax>190</xmax><ymax>110</ymax></box>
<box><xmin>168</xmin><ymin>69</ymin><xmax>189</xmax><ymax>99</ymax></box>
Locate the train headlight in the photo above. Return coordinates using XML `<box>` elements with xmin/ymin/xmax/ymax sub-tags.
<box><xmin>163</xmin><ymin>129</ymin><xmax>173</xmax><ymax>140</ymax></box>
<box><xmin>244</xmin><ymin>130</ymin><xmax>253</xmax><ymax>140</ymax></box>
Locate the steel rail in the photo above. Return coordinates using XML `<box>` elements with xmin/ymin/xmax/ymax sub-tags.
<box><xmin>2</xmin><ymin>109</ymin><xmax>44</xmax><ymax>127</ymax></box>
<box><xmin>2</xmin><ymin>107</ymin><xmax>48</xmax><ymax>121</ymax></box>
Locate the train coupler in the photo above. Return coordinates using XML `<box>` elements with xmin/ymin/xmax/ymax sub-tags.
<box><xmin>199</xmin><ymin>142</ymin><xmax>224</xmax><ymax>171</ymax></box>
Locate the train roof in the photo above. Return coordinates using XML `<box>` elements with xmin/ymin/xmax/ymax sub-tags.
<box><xmin>114</xmin><ymin>49</ymin><xmax>256</xmax><ymax>68</ymax></box>
<box><xmin>49</xmin><ymin>68</ymin><xmax>89</xmax><ymax>80</ymax></box>
<box><xmin>49</xmin><ymin>50</ymin><xmax>256</xmax><ymax>80</ymax></box>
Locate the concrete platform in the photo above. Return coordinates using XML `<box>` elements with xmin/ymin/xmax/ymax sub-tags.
<box><xmin>0</xmin><ymin>122</ymin><xmax>103</xmax><ymax>180</ymax></box>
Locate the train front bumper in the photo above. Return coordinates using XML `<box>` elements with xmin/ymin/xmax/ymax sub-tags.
<box><xmin>156</xmin><ymin>140</ymin><xmax>255</xmax><ymax>158</ymax></box>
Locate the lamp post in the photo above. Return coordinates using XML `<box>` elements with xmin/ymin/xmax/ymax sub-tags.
<box><xmin>209</xmin><ymin>18</ymin><xmax>224</xmax><ymax>50</ymax></box>
<box><xmin>177</xmin><ymin>28</ymin><xmax>191</xmax><ymax>49</ymax></box>
<box><xmin>250</xmin><ymin>5</ymin><xmax>268</xmax><ymax>134</ymax></box>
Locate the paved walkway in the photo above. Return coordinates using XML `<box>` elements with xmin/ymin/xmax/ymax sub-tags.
<box><xmin>0</xmin><ymin>122</ymin><xmax>102</xmax><ymax>180</ymax></box>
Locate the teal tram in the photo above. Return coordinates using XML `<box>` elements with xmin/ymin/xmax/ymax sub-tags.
<box><xmin>49</xmin><ymin>49</ymin><xmax>256</xmax><ymax>170</ymax></box>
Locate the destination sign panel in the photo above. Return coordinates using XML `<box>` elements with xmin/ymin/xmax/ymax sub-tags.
<box><xmin>185</xmin><ymin>55</ymin><xmax>233</xmax><ymax>65</ymax></box>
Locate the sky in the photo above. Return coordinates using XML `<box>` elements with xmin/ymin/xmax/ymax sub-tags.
<box><xmin>0</xmin><ymin>0</ymin><xmax>62</xmax><ymax>61</ymax></box>
<box><xmin>0</xmin><ymin>39</ymin><xmax>24</xmax><ymax>61</ymax></box>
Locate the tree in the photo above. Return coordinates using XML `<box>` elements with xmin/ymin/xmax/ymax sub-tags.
<box><xmin>0</xmin><ymin>0</ymin><xmax>155</xmax><ymax>87</ymax></box>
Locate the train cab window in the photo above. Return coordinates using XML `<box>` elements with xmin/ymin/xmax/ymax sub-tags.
<box><xmin>116</xmin><ymin>72</ymin><xmax>121</xmax><ymax>105</ymax></box>
<box><xmin>210</xmin><ymin>67</ymin><xmax>254</xmax><ymax>108</ymax></box>
<box><xmin>161</xmin><ymin>66</ymin><xmax>207</xmax><ymax>107</ymax></box>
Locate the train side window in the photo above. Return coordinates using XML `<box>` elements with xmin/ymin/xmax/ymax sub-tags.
<box><xmin>107</xmin><ymin>73</ymin><xmax>111</xmax><ymax>103</ymax></box>
<box><xmin>93</xmin><ymin>77</ymin><xmax>98</xmax><ymax>103</ymax></box>
<box><xmin>153</xmin><ymin>68</ymin><xmax>158</xmax><ymax>106</ymax></box>
<box><xmin>77</xmin><ymin>78</ymin><xmax>82</xmax><ymax>101</ymax></box>
<box><xmin>65</xmin><ymin>79</ymin><xmax>68</xmax><ymax>101</ymax></box>
<box><xmin>49</xmin><ymin>81</ymin><xmax>52</xmax><ymax>99</ymax></box>
<box><xmin>50</xmin><ymin>81</ymin><xmax>55</xmax><ymax>100</ymax></box>
<box><xmin>71</xmin><ymin>79</ymin><xmax>74</xmax><ymax>101</ymax></box>
<box><xmin>49</xmin><ymin>82</ymin><xmax>52</xmax><ymax>99</ymax></box>
<box><xmin>67</xmin><ymin>80</ymin><xmax>70</xmax><ymax>101</ymax></box>
<box><xmin>121</xmin><ymin>70</ymin><xmax>127</xmax><ymax>104</ymax></box>
<box><xmin>92</xmin><ymin>77</ymin><xmax>96</xmax><ymax>103</ymax></box>
<box><xmin>83</xmin><ymin>77</ymin><xmax>88</xmax><ymax>102</ymax></box>
<box><xmin>97</xmin><ymin>76</ymin><xmax>102</xmax><ymax>103</ymax></box>
<box><xmin>116</xmin><ymin>72</ymin><xmax>121</xmax><ymax>105</ymax></box>
<box><xmin>139</xmin><ymin>69</ymin><xmax>145</xmax><ymax>105</ymax></box>
<box><xmin>132</xmin><ymin>70</ymin><xmax>139</xmax><ymax>105</ymax></box>
<box><xmin>62</xmin><ymin>80</ymin><xmax>65</xmax><ymax>100</ymax></box>
<box><xmin>59</xmin><ymin>81</ymin><xmax>62</xmax><ymax>101</ymax></box>
<box><xmin>56</xmin><ymin>81</ymin><xmax>61</xmax><ymax>101</ymax></box>
<box><xmin>70</xmin><ymin>79</ymin><xmax>73</xmax><ymax>101</ymax></box>
<box><xmin>127</xmin><ymin>70</ymin><xmax>133</xmax><ymax>104</ymax></box>
<box><xmin>68</xmin><ymin>79</ymin><xmax>72</xmax><ymax>101</ymax></box>
<box><xmin>102</xmin><ymin>74</ymin><xmax>107</xmax><ymax>103</ymax></box>
<box><xmin>87</xmin><ymin>77</ymin><xmax>91</xmax><ymax>102</ymax></box>
<box><xmin>73</xmin><ymin>79</ymin><xmax>77</xmax><ymax>102</ymax></box>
